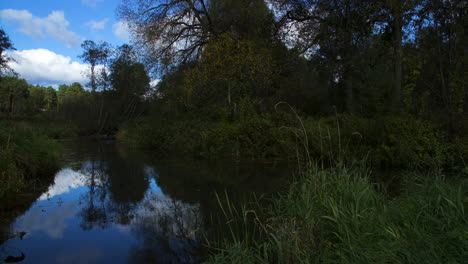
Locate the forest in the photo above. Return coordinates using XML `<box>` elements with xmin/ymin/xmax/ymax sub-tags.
<box><xmin>0</xmin><ymin>0</ymin><xmax>467</xmax><ymax>263</ymax></box>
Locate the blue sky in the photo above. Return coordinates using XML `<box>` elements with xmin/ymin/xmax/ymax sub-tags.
<box><xmin>0</xmin><ymin>0</ymin><xmax>131</xmax><ymax>87</ymax></box>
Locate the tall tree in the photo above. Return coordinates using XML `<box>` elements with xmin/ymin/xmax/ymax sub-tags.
<box><xmin>57</xmin><ymin>82</ymin><xmax>86</xmax><ymax>103</ymax></box>
<box><xmin>410</xmin><ymin>0</ymin><xmax>467</xmax><ymax>132</ymax></box>
<box><xmin>108</xmin><ymin>44</ymin><xmax>151</xmax><ymax>126</ymax></box>
<box><xmin>119</xmin><ymin>0</ymin><xmax>214</xmax><ymax>72</ymax></box>
<box><xmin>271</xmin><ymin>0</ymin><xmax>383</xmax><ymax>113</ymax></box>
<box><xmin>183</xmin><ymin>33</ymin><xmax>274</xmax><ymax>116</ymax></box>
<box><xmin>0</xmin><ymin>28</ymin><xmax>16</xmax><ymax>77</ymax></box>
<box><xmin>375</xmin><ymin>0</ymin><xmax>417</xmax><ymax>111</ymax></box>
<box><xmin>79</xmin><ymin>40</ymin><xmax>111</xmax><ymax>91</ymax></box>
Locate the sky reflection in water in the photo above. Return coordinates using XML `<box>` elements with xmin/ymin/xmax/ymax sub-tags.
<box><xmin>0</xmin><ymin>140</ymin><xmax>291</xmax><ymax>264</ymax></box>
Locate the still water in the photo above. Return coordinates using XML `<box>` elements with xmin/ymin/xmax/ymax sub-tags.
<box><xmin>0</xmin><ymin>140</ymin><xmax>293</xmax><ymax>264</ymax></box>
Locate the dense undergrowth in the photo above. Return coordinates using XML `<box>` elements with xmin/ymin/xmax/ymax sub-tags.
<box><xmin>118</xmin><ymin>112</ymin><xmax>467</xmax><ymax>169</ymax></box>
<box><xmin>0</xmin><ymin>121</ymin><xmax>63</xmax><ymax>200</ymax></box>
<box><xmin>204</xmin><ymin>165</ymin><xmax>468</xmax><ymax>264</ymax></box>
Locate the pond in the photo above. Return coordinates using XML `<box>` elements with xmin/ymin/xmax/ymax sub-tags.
<box><xmin>0</xmin><ymin>139</ymin><xmax>294</xmax><ymax>264</ymax></box>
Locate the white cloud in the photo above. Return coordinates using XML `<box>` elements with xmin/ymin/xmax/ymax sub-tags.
<box><xmin>0</xmin><ymin>9</ymin><xmax>81</xmax><ymax>48</ymax></box>
<box><xmin>81</xmin><ymin>0</ymin><xmax>105</xmax><ymax>8</ymax></box>
<box><xmin>85</xmin><ymin>18</ymin><xmax>109</xmax><ymax>31</ymax></box>
<box><xmin>113</xmin><ymin>20</ymin><xmax>130</xmax><ymax>41</ymax></box>
<box><xmin>8</xmin><ymin>48</ymin><xmax>89</xmax><ymax>86</ymax></box>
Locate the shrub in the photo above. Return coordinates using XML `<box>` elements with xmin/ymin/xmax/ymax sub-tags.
<box><xmin>118</xmin><ymin>113</ymin><xmax>459</xmax><ymax>168</ymax></box>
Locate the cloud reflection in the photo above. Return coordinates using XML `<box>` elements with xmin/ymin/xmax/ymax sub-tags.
<box><xmin>39</xmin><ymin>165</ymin><xmax>104</xmax><ymax>200</ymax></box>
<box><xmin>15</xmin><ymin>204</ymin><xmax>76</xmax><ymax>239</ymax></box>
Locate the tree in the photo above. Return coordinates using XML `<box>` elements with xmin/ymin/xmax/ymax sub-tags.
<box><xmin>0</xmin><ymin>76</ymin><xmax>29</xmax><ymax>115</ymax></box>
<box><xmin>209</xmin><ymin>0</ymin><xmax>274</xmax><ymax>43</ymax></box>
<box><xmin>79</xmin><ymin>40</ymin><xmax>111</xmax><ymax>91</ymax></box>
<box><xmin>110</xmin><ymin>45</ymin><xmax>150</xmax><ymax>98</ymax></box>
<box><xmin>107</xmin><ymin>44</ymin><xmax>151</xmax><ymax>127</ymax></box>
<box><xmin>270</xmin><ymin>0</ymin><xmax>384</xmax><ymax>113</ymax></box>
<box><xmin>119</xmin><ymin>0</ymin><xmax>214</xmax><ymax>72</ymax></box>
<box><xmin>28</xmin><ymin>85</ymin><xmax>47</xmax><ymax>111</ymax></box>
<box><xmin>368</xmin><ymin>0</ymin><xmax>418</xmax><ymax>111</ymax></box>
<box><xmin>57</xmin><ymin>82</ymin><xmax>86</xmax><ymax>102</ymax></box>
<box><xmin>120</xmin><ymin>0</ymin><xmax>277</xmax><ymax>74</ymax></box>
<box><xmin>182</xmin><ymin>33</ymin><xmax>274</xmax><ymax>117</ymax></box>
<box><xmin>45</xmin><ymin>86</ymin><xmax>58</xmax><ymax>110</ymax></box>
<box><xmin>407</xmin><ymin>0</ymin><xmax>467</xmax><ymax>132</ymax></box>
<box><xmin>0</xmin><ymin>28</ymin><xmax>16</xmax><ymax>77</ymax></box>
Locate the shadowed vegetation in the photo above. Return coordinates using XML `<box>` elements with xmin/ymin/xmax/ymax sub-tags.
<box><xmin>204</xmin><ymin>166</ymin><xmax>468</xmax><ymax>264</ymax></box>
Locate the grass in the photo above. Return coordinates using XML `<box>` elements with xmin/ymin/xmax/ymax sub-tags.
<box><xmin>204</xmin><ymin>165</ymin><xmax>468</xmax><ymax>263</ymax></box>
<box><xmin>0</xmin><ymin>121</ymin><xmax>62</xmax><ymax>200</ymax></box>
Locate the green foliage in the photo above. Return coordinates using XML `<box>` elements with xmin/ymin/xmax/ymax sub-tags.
<box><xmin>0</xmin><ymin>76</ymin><xmax>29</xmax><ymax>115</ymax></box>
<box><xmin>26</xmin><ymin>85</ymin><xmax>57</xmax><ymax>113</ymax></box>
<box><xmin>118</xmin><ymin>112</ymin><xmax>459</xmax><ymax>169</ymax></box>
<box><xmin>204</xmin><ymin>167</ymin><xmax>468</xmax><ymax>264</ymax></box>
<box><xmin>302</xmin><ymin>115</ymin><xmax>451</xmax><ymax>168</ymax></box>
<box><xmin>57</xmin><ymin>82</ymin><xmax>86</xmax><ymax>103</ymax></box>
<box><xmin>118</xmin><ymin>111</ymin><xmax>299</xmax><ymax>161</ymax></box>
<box><xmin>0</xmin><ymin>122</ymin><xmax>62</xmax><ymax>198</ymax></box>
<box><xmin>182</xmin><ymin>33</ymin><xmax>274</xmax><ymax>114</ymax></box>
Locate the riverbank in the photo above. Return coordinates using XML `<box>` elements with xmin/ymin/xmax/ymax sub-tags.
<box><xmin>0</xmin><ymin>121</ymin><xmax>63</xmax><ymax>228</ymax></box>
<box><xmin>117</xmin><ymin>113</ymin><xmax>467</xmax><ymax>169</ymax></box>
<box><xmin>204</xmin><ymin>165</ymin><xmax>468</xmax><ymax>263</ymax></box>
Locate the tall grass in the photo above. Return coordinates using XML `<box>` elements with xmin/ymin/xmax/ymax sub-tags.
<box><xmin>204</xmin><ymin>166</ymin><xmax>467</xmax><ymax>264</ymax></box>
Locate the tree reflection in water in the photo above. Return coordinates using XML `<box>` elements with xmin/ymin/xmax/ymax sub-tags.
<box><xmin>79</xmin><ymin>160</ymin><xmax>109</xmax><ymax>230</ymax></box>
<box><xmin>127</xmin><ymin>193</ymin><xmax>203</xmax><ymax>264</ymax></box>
<box><xmin>1</xmin><ymin>140</ymin><xmax>291</xmax><ymax>264</ymax></box>
<box><xmin>74</xmin><ymin>141</ymin><xmax>203</xmax><ymax>263</ymax></box>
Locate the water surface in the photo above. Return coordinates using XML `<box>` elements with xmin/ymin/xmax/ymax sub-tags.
<box><xmin>0</xmin><ymin>140</ymin><xmax>292</xmax><ymax>263</ymax></box>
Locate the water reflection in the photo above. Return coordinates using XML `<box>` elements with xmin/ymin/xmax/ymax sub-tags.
<box><xmin>0</xmin><ymin>140</ymin><xmax>292</xmax><ymax>263</ymax></box>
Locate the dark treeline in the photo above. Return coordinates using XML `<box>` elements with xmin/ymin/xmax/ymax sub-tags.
<box><xmin>115</xmin><ymin>0</ymin><xmax>466</xmax><ymax>129</ymax></box>
<box><xmin>60</xmin><ymin>42</ymin><xmax>151</xmax><ymax>134</ymax></box>
<box><xmin>110</xmin><ymin>0</ymin><xmax>467</xmax><ymax>168</ymax></box>
<box><xmin>0</xmin><ymin>40</ymin><xmax>151</xmax><ymax>135</ymax></box>
<box><xmin>0</xmin><ymin>0</ymin><xmax>466</xmax><ymax>166</ymax></box>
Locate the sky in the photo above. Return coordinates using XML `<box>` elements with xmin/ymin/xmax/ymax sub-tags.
<box><xmin>0</xmin><ymin>0</ymin><xmax>131</xmax><ymax>87</ymax></box>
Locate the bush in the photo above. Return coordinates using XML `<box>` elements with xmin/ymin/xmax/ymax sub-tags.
<box><xmin>118</xmin><ymin>114</ymin><xmax>298</xmax><ymax>160</ymax></box>
<box><xmin>118</xmin><ymin>113</ymin><xmax>461</xmax><ymax>168</ymax></box>
<box><xmin>298</xmin><ymin>115</ymin><xmax>452</xmax><ymax>168</ymax></box>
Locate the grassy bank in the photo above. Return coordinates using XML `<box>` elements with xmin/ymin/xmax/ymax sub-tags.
<box><xmin>118</xmin><ymin>113</ymin><xmax>467</xmax><ymax>169</ymax></box>
<box><xmin>205</xmin><ymin>165</ymin><xmax>468</xmax><ymax>263</ymax></box>
<box><xmin>0</xmin><ymin>121</ymin><xmax>62</xmax><ymax>202</ymax></box>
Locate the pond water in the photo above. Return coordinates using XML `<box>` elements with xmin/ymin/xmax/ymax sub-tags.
<box><xmin>0</xmin><ymin>139</ymin><xmax>293</xmax><ymax>264</ymax></box>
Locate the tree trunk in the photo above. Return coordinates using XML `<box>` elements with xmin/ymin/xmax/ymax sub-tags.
<box><xmin>345</xmin><ymin>66</ymin><xmax>354</xmax><ymax>113</ymax></box>
<box><xmin>8</xmin><ymin>93</ymin><xmax>13</xmax><ymax>116</ymax></box>
<box><xmin>392</xmin><ymin>3</ymin><xmax>402</xmax><ymax>112</ymax></box>
<box><xmin>91</xmin><ymin>64</ymin><xmax>96</xmax><ymax>92</ymax></box>
<box><xmin>344</xmin><ymin>0</ymin><xmax>354</xmax><ymax>113</ymax></box>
